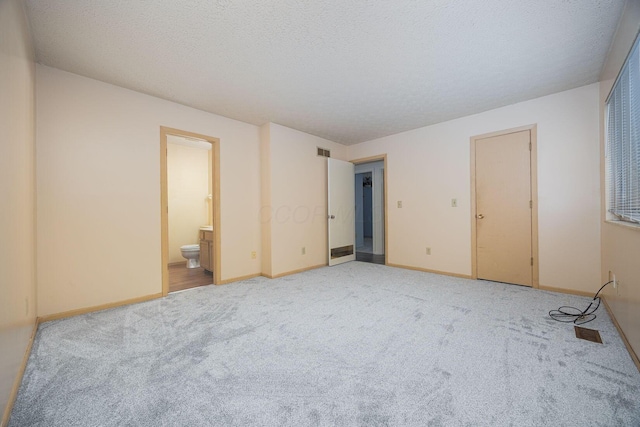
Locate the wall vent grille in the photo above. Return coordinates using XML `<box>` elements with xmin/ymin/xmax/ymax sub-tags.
<box><xmin>317</xmin><ymin>147</ymin><xmax>331</xmax><ymax>158</ymax></box>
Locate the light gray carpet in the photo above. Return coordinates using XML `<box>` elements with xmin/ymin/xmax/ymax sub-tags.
<box><xmin>9</xmin><ymin>262</ymin><xmax>640</xmax><ymax>426</ymax></box>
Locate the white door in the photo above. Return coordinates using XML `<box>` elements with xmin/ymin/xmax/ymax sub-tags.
<box><xmin>475</xmin><ymin>130</ymin><xmax>532</xmax><ymax>286</ymax></box>
<box><xmin>328</xmin><ymin>158</ymin><xmax>355</xmax><ymax>266</ymax></box>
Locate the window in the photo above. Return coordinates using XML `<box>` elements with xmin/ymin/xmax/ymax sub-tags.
<box><xmin>606</xmin><ymin>33</ymin><xmax>640</xmax><ymax>224</ymax></box>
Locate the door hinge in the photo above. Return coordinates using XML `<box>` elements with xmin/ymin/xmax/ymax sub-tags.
<box><xmin>531</xmin><ymin>257</ymin><xmax>534</xmax><ymax>266</ymax></box>
<box><xmin>529</xmin><ymin>200</ymin><xmax>532</xmax><ymax>208</ymax></box>
<box><xmin>529</xmin><ymin>142</ymin><xmax>532</xmax><ymax>151</ymax></box>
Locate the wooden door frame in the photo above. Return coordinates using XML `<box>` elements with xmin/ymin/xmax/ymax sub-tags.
<box><xmin>470</xmin><ymin>125</ymin><xmax>539</xmax><ymax>288</ymax></box>
<box><xmin>160</xmin><ymin>126</ymin><xmax>221</xmax><ymax>296</ymax></box>
<box><xmin>350</xmin><ymin>154</ymin><xmax>388</xmax><ymax>264</ymax></box>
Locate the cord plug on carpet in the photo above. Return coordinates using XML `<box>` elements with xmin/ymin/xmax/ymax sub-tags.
<box><xmin>548</xmin><ymin>281</ymin><xmax>613</xmax><ymax>325</ymax></box>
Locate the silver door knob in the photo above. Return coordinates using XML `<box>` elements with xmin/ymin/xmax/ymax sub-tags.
<box><xmin>329</xmin><ymin>215</ymin><xmax>335</xmax><ymax>219</ymax></box>
<box><xmin>476</xmin><ymin>214</ymin><xmax>484</xmax><ymax>219</ymax></box>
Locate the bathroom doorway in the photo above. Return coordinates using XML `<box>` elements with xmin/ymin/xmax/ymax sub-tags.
<box><xmin>353</xmin><ymin>157</ymin><xmax>386</xmax><ymax>265</ymax></box>
<box><xmin>160</xmin><ymin>127</ymin><xmax>221</xmax><ymax>296</ymax></box>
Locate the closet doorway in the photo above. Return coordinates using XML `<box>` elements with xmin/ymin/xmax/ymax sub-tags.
<box><xmin>160</xmin><ymin>127</ymin><xmax>221</xmax><ymax>296</ymax></box>
<box><xmin>353</xmin><ymin>156</ymin><xmax>387</xmax><ymax>265</ymax></box>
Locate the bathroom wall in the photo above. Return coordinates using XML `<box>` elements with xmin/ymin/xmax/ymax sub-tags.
<box><xmin>36</xmin><ymin>65</ymin><xmax>262</xmax><ymax>317</ymax></box>
<box><xmin>347</xmin><ymin>83</ymin><xmax>601</xmax><ymax>293</ymax></box>
<box><xmin>167</xmin><ymin>137</ymin><xmax>210</xmax><ymax>264</ymax></box>
<box><xmin>0</xmin><ymin>0</ymin><xmax>37</xmax><ymax>421</ymax></box>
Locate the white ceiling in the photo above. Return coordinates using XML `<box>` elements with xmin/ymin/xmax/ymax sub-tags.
<box><xmin>24</xmin><ymin>0</ymin><xmax>625</xmax><ymax>145</ymax></box>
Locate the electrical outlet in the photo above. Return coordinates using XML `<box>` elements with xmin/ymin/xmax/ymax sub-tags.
<box><xmin>302</xmin><ymin>247</ymin><xmax>306</xmax><ymax>255</ymax></box>
<box><xmin>451</xmin><ymin>198</ymin><xmax>457</xmax><ymax>207</ymax></box>
<box><xmin>251</xmin><ymin>251</ymin><xmax>256</xmax><ymax>259</ymax></box>
<box><xmin>397</xmin><ymin>201</ymin><xmax>403</xmax><ymax>208</ymax></box>
<box><xmin>426</xmin><ymin>247</ymin><xmax>431</xmax><ymax>255</ymax></box>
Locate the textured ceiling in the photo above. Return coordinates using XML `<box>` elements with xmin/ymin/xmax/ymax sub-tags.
<box><xmin>24</xmin><ymin>0</ymin><xmax>624</xmax><ymax>145</ymax></box>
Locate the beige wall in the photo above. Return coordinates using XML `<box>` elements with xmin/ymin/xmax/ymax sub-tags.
<box><xmin>36</xmin><ymin>65</ymin><xmax>262</xmax><ymax>316</ymax></box>
<box><xmin>599</xmin><ymin>0</ymin><xmax>640</xmax><ymax>360</ymax></box>
<box><xmin>348</xmin><ymin>84</ymin><xmax>602</xmax><ymax>293</ymax></box>
<box><xmin>0</xmin><ymin>0</ymin><xmax>36</xmax><ymax>420</ymax></box>
<box><xmin>167</xmin><ymin>140</ymin><xmax>210</xmax><ymax>264</ymax></box>
<box><xmin>260</xmin><ymin>124</ymin><xmax>273</xmax><ymax>277</ymax></box>
<box><xmin>261</xmin><ymin>123</ymin><xmax>347</xmax><ymax>277</ymax></box>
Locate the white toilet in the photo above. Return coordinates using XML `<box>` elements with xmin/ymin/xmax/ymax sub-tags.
<box><xmin>180</xmin><ymin>244</ymin><xmax>200</xmax><ymax>268</ymax></box>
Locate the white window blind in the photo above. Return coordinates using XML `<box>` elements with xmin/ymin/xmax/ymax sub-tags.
<box><xmin>606</xmin><ymin>33</ymin><xmax>640</xmax><ymax>224</ymax></box>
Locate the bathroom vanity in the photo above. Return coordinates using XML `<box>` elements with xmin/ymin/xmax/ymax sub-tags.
<box><xmin>199</xmin><ymin>227</ymin><xmax>213</xmax><ymax>272</ymax></box>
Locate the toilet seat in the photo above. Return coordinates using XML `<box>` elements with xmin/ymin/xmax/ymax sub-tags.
<box><xmin>181</xmin><ymin>244</ymin><xmax>199</xmax><ymax>251</ymax></box>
